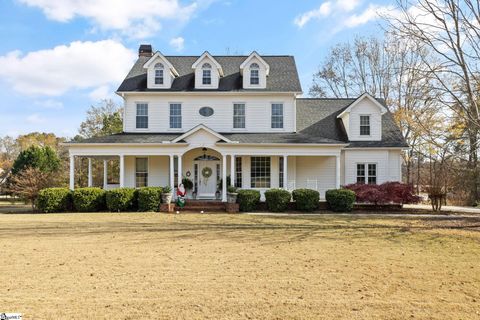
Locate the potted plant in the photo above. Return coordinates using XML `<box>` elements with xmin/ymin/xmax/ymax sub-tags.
<box><xmin>182</xmin><ymin>177</ymin><xmax>194</xmax><ymax>198</ymax></box>
<box><xmin>161</xmin><ymin>185</ymin><xmax>173</xmax><ymax>204</ymax></box>
<box><xmin>227</xmin><ymin>186</ymin><xmax>238</xmax><ymax>203</ymax></box>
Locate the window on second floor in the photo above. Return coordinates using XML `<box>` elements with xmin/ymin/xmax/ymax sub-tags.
<box><xmin>202</xmin><ymin>63</ymin><xmax>212</xmax><ymax>85</ymax></box>
<box><xmin>233</xmin><ymin>103</ymin><xmax>245</xmax><ymax>129</ymax></box>
<box><xmin>170</xmin><ymin>103</ymin><xmax>182</xmax><ymax>129</ymax></box>
<box><xmin>154</xmin><ymin>63</ymin><xmax>164</xmax><ymax>85</ymax></box>
<box><xmin>360</xmin><ymin>115</ymin><xmax>371</xmax><ymax>135</ymax></box>
<box><xmin>250</xmin><ymin>63</ymin><xmax>259</xmax><ymax>85</ymax></box>
<box><xmin>271</xmin><ymin>103</ymin><xmax>284</xmax><ymax>129</ymax></box>
<box><xmin>136</xmin><ymin>103</ymin><xmax>148</xmax><ymax>129</ymax></box>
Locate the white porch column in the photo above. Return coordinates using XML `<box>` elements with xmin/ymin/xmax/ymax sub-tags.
<box><xmin>87</xmin><ymin>158</ymin><xmax>93</xmax><ymax>187</ymax></box>
<box><xmin>230</xmin><ymin>155</ymin><xmax>235</xmax><ymax>187</ymax></box>
<box><xmin>222</xmin><ymin>154</ymin><xmax>227</xmax><ymax>202</ymax></box>
<box><xmin>119</xmin><ymin>154</ymin><xmax>125</xmax><ymax>187</ymax></box>
<box><xmin>335</xmin><ymin>155</ymin><xmax>341</xmax><ymax>189</ymax></box>
<box><xmin>177</xmin><ymin>155</ymin><xmax>183</xmax><ymax>187</ymax></box>
<box><xmin>103</xmin><ymin>160</ymin><xmax>108</xmax><ymax>189</ymax></box>
<box><xmin>169</xmin><ymin>155</ymin><xmax>175</xmax><ymax>188</ymax></box>
<box><xmin>69</xmin><ymin>155</ymin><xmax>75</xmax><ymax>190</ymax></box>
<box><xmin>283</xmin><ymin>155</ymin><xmax>288</xmax><ymax>190</ymax></box>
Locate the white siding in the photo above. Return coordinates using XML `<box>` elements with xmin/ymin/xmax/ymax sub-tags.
<box><xmin>124</xmin><ymin>156</ymin><xmax>135</xmax><ymax>188</ymax></box>
<box><xmin>344</xmin><ymin>150</ymin><xmax>402</xmax><ymax>185</ymax></box>
<box><xmin>124</xmin><ymin>156</ymin><xmax>169</xmax><ymax>188</ymax></box>
<box><xmin>347</xmin><ymin>98</ymin><xmax>382</xmax><ymax>141</ymax></box>
<box><xmin>295</xmin><ymin>156</ymin><xmax>336</xmax><ymax>199</ymax></box>
<box><xmin>124</xmin><ymin>94</ymin><xmax>296</xmax><ymax>133</ymax></box>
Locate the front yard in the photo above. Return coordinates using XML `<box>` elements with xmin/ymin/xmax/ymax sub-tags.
<box><xmin>0</xmin><ymin>213</ymin><xmax>479</xmax><ymax>319</ymax></box>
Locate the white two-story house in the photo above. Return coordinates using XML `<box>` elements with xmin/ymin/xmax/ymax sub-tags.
<box><xmin>66</xmin><ymin>45</ymin><xmax>407</xmax><ymax>201</ymax></box>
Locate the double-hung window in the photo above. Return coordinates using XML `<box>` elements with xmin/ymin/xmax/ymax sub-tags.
<box><xmin>251</xmin><ymin>157</ymin><xmax>271</xmax><ymax>188</ymax></box>
<box><xmin>235</xmin><ymin>157</ymin><xmax>242</xmax><ymax>188</ymax></box>
<box><xmin>271</xmin><ymin>103</ymin><xmax>284</xmax><ymax>129</ymax></box>
<box><xmin>135</xmin><ymin>158</ymin><xmax>148</xmax><ymax>187</ymax></box>
<box><xmin>154</xmin><ymin>63</ymin><xmax>164</xmax><ymax>85</ymax></box>
<box><xmin>202</xmin><ymin>63</ymin><xmax>212</xmax><ymax>85</ymax></box>
<box><xmin>233</xmin><ymin>103</ymin><xmax>245</xmax><ymax>129</ymax></box>
<box><xmin>169</xmin><ymin>103</ymin><xmax>182</xmax><ymax>129</ymax></box>
<box><xmin>250</xmin><ymin>63</ymin><xmax>260</xmax><ymax>85</ymax></box>
<box><xmin>360</xmin><ymin>115</ymin><xmax>370</xmax><ymax>136</ymax></box>
<box><xmin>356</xmin><ymin>163</ymin><xmax>377</xmax><ymax>184</ymax></box>
<box><xmin>136</xmin><ymin>103</ymin><xmax>148</xmax><ymax>129</ymax></box>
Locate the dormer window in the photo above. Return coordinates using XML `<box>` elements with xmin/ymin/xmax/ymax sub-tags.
<box><xmin>154</xmin><ymin>63</ymin><xmax>164</xmax><ymax>85</ymax></box>
<box><xmin>250</xmin><ymin>63</ymin><xmax>260</xmax><ymax>85</ymax></box>
<box><xmin>202</xmin><ymin>63</ymin><xmax>212</xmax><ymax>85</ymax></box>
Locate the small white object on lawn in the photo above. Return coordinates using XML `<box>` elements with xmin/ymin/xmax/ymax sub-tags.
<box><xmin>176</xmin><ymin>211</ymin><xmax>179</xmax><ymax>214</ymax></box>
<box><xmin>200</xmin><ymin>210</ymin><xmax>204</xmax><ymax>214</ymax></box>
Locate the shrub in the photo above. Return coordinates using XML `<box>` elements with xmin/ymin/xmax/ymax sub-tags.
<box><xmin>344</xmin><ymin>182</ymin><xmax>421</xmax><ymax>205</ymax></box>
<box><xmin>237</xmin><ymin>189</ymin><xmax>261</xmax><ymax>212</ymax></box>
<box><xmin>37</xmin><ymin>188</ymin><xmax>72</xmax><ymax>213</ymax></box>
<box><xmin>72</xmin><ymin>187</ymin><xmax>106</xmax><ymax>212</ymax></box>
<box><xmin>264</xmin><ymin>188</ymin><xmax>291</xmax><ymax>212</ymax></box>
<box><xmin>325</xmin><ymin>189</ymin><xmax>356</xmax><ymax>212</ymax></box>
<box><xmin>227</xmin><ymin>186</ymin><xmax>238</xmax><ymax>193</ymax></box>
<box><xmin>106</xmin><ymin>188</ymin><xmax>137</xmax><ymax>212</ymax></box>
<box><xmin>292</xmin><ymin>189</ymin><xmax>320</xmax><ymax>212</ymax></box>
<box><xmin>182</xmin><ymin>178</ymin><xmax>193</xmax><ymax>190</ymax></box>
<box><xmin>138</xmin><ymin>187</ymin><xmax>163</xmax><ymax>212</ymax></box>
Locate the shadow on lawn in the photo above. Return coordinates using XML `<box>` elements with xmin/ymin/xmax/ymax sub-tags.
<box><xmin>0</xmin><ymin>214</ymin><xmax>479</xmax><ymax>244</ymax></box>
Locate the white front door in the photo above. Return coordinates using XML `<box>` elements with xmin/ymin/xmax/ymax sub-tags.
<box><xmin>195</xmin><ymin>160</ymin><xmax>220</xmax><ymax>199</ymax></box>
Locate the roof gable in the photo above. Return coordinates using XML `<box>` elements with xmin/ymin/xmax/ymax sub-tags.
<box><xmin>240</xmin><ymin>51</ymin><xmax>270</xmax><ymax>76</ymax></box>
<box><xmin>337</xmin><ymin>93</ymin><xmax>387</xmax><ymax>118</ymax></box>
<box><xmin>171</xmin><ymin>124</ymin><xmax>234</xmax><ymax>143</ymax></box>
<box><xmin>191</xmin><ymin>52</ymin><xmax>224</xmax><ymax>77</ymax></box>
<box><xmin>143</xmin><ymin>52</ymin><xmax>179</xmax><ymax>77</ymax></box>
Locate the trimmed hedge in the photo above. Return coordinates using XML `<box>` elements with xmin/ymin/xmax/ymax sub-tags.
<box><xmin>264</xmin><ymin>188</ymin><xmax>291</xmax><ymax>212</ymax></box>
<box><xmin>37</xmin><ymin>188</ymin><xmax>72</xmax><ymax>213</ymax></box>
<box><xmin>292</xmin><ymin>188</ymin><xmax>320</xmax><ymax>212</ymax></box>
<box><xmin>137</xmin><ymin>187</ymin><xmax>163</xmax><ymax>212</ymax></box>
<box><xmin>237</xmin><ymin>189</ymin><xmax>261</xmax><ymax>212</ymax></box>
<box><xmin>325</xmin><ymin>189</ymin><xmax>356</xmax><ymax>212</ymax></box>
<box><xmin>106</xmin><ymin>188</ymin><xmax>137</xmax><ymax>212</ymax></box>
<box><xmin>72</xmin><ymin>187</ymin><xmax>106</xmax><ymax>212</ymax></box>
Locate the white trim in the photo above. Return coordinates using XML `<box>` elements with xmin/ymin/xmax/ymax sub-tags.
<box><xmin>143</xmin><ymin>51</ymin><xmax>179</xmax><ymax>76</ymax></box>
<box><xmin>116</xmin><ymin>91</ymin><xmax>302</xmax><ymax>96</ymax></box>
<box><xmin>337</xmin><ymin>93</ymin><xmax>387</xmax><ymax>118</ymax></box>
<box><xmin>192</xmin><ymin>51</ymin><xmax>224</xmax><ymax>76</ymax></box>
<box><xmin>171</xmin><ymin>124</ymin><xmax>235</xmax><ymax>143</ymax></box>
<box><xmin>239</xmin><ymin>51</ymin><xmax>270</xmax><ymax>76</ymax></box>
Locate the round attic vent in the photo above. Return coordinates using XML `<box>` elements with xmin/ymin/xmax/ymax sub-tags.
<box><xmin>199</xmin><ymin>106</ymin><xmax>214</xmax><ymax>117</ymax></box>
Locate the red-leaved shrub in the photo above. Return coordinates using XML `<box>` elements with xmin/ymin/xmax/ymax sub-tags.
<box><xmin>344</xmin><ymin>182</ymin><xmax>421</xmax><ymax>205</ymax></box>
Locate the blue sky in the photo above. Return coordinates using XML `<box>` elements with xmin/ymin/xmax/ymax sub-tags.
<box><xmin>0</xmin><ymin>0</ymin><xmax>395</xmax><ymax>137</ymax></box>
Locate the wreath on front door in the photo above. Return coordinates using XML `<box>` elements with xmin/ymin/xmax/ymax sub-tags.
<box><xmin>202</xmin><ymin>167</ymin><xmax>213</xmax><ymax>178</ymax></box>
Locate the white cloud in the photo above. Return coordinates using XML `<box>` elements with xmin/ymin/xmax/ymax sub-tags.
<box><xmin>34</xmin><ymin>99</ymin><xmax>64</xmax><ymax>109</ymax></box>
<box><xmin>294</xmin><ymin>2</ymin><xmax>332</xmax><ymax>28</ymax></box>
<box><xmin>18</xmin><ymin>0</ymin><xmax>198</xmax><ymax>39</ymax></box>
<box><xmin>344</xmin><ymin>4</ymin><xmax>394</xmax><ymax>28</ymax></box>
<box><xmin>26</xmin><ymin>113</ymin><xmax>46</xmax><ymax>124</ymax></box>
<box><xmin>0</xmin><ymin>40</ymin><xmax>136</xmax><ymax>96</ymax></box>
<box><xmin>89</xmin><ymin>85</ymin><xmax>111</xmax><ymax>101</ymax></box>
<box><xmin>294</xmin><ymin>0</ymin><xmax>364</xmax><ymax>28</ymax></box>
<box><xmin>170</xmin><ymin>37</ymin><xmax>185</xmax><ymax>51</ymax></box>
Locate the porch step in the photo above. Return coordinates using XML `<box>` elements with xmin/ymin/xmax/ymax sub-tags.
<box><xmin>174</xmin><ymin>200</ymin><xmax>226</xmax><ymax>212</ymax></box>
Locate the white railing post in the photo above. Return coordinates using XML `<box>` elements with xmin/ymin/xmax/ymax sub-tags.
<box><xmin>336</xmin><ymin>155</ymin><xmax>341</xmax><ymax>189</ymax></box>
<box><xmin>230</xmin><ymin>155</ymin><xmax>235</xmax><ymax>187</ymax></box>
<box><xmin>222</xmin><ymin>154</ymin><xmax>227</xmax><ymax>202</ymax></box>
<box><xmin>119</xmin><ymin>154</ymin><xmax>125</xmax><ymax>187</ymax></box>
<box><xmin>283</xmin><ymin>155</ymin><xmax>288</xmax><ymax>190</ymax></box>
<box><xmin>103</xmin><ymin>160</ymin><xmax>108</xmax><ymax>189</ymax></box>
<box><xmin>69</xmin><ymin>155</ymin><xmax>75</xmax><ymax>190</ymax></box>
<box><xmin>87</xmin><ymin>158</ymin><xmax>93</xmax><ymax>187</ymax></box>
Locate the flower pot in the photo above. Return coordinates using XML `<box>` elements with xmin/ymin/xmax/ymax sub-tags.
<box><xmin>227</xmin><ymin>192</ymin><xmax>238</xmax><ymax>203</ymax></box>
<box><xmin>162</xmin><ymin>193</ymin><xmax>173</xmax><ymax>204</ymax></box>
<box><xmin>215</xmin><ymin>191</ymin><xmax>221</xmax><ymax>200</ymax></box>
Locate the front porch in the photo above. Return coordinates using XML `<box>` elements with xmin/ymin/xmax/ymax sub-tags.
<box><xmin>68</xmin><ymin>148</ymin><xmax>341</xmax><ymax>201</ymax></box>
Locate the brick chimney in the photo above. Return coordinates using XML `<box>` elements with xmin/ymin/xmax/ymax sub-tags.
<box><xmin>138</xmin><ymin>44</ymin><xmax>153</xmax><ymax>57</ymax></box>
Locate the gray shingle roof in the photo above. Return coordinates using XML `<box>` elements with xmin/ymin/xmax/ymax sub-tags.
<box><xmin>117</xmin><ymin>55</ymin><xmax>302</xmax><ymax>92</ymax></box>
<box><xmin>69</xmin><ymin>98</ymin><xmax>407</xmax><ymax>148</ymax></box>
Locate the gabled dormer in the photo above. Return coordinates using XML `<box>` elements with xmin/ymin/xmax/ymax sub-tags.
<box><xmin>337</xmin><ymin>93</ymin><xmax>387</xmax><ymax>141</ymax></box>
<box><xmin>192</xmin><ymin>52</ymin><xmax>223</xmax><ymax>89</ymax></box>
<box><xmin>143</xmin><ymin>51</ymin><xmax>179</xmax><ymax>89</ymax></box>
<box><xmin>240</xmin><ymin>51</ymin><xmax>270</xmax><ymax>89</ymax></box>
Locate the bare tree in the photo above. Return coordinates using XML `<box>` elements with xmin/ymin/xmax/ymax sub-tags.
<box><xmin>8</xmin><ymin>167</ymin><xmax>57</xmax><ymax>210</ymax></box>
<box><xmin>386</xmin><ymin>0</ymin><xmax>480</xmax><ymax>202</ymax></box>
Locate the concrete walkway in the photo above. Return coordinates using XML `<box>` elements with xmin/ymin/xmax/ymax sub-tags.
<box><xmin>404</xmin><ymin>204</ymin><xmax>480</xmax><ymax>214</ymax></box>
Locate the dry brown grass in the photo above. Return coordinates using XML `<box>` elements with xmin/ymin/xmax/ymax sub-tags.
<box><xmin>0</xmin><ymin>213</ymin><xmax>479</xmax><ymax>319</ymax></box>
